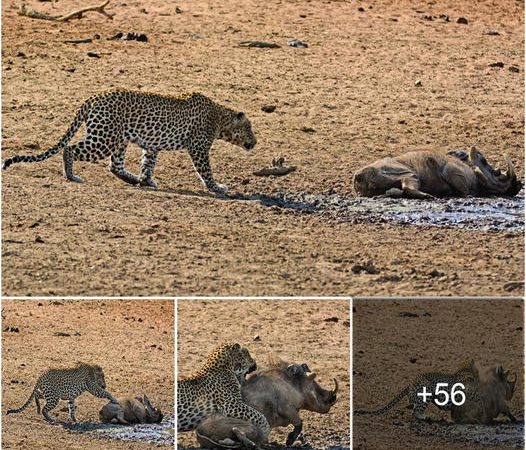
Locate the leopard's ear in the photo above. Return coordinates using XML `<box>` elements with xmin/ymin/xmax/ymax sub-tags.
<box><xmin>232</xmin><ymin>343</ymin><xmax>241</xmax><ymax>350</ymax></box>
<box><xmin>235</xmin><ymin>112</ymin><xmax>245</xmax><ymax>122</ymax></box>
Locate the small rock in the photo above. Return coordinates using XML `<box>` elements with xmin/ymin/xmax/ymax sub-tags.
<box><xmin>399</xmin><ymin>312</ymin><xmax>419</xmax><ymax>318</ymax></box>
<box><xmin>324</xmin><ymin>317</ymin><xmax>339</xmax><ymax>323</ymax></box>
<box><xmin>428</xmin><ymin>268</ymin><xmax>445</xmax><ymax>278</ymax></box>
<box><xmin>34</xmin><ymin>236</ymin><xmax>45</xmax><ymax>243</ymax></box>
<box><xmin>4</xmin><ymin>326</ymin><xmax>19</xmax><ymax>332</ymax></box>
<box><xmin>422</xmin><ymin>14</ymin><xmax>433</xmax><ymax>21</ymax></box>
<box><xmin>87</xmin><ymin>52</ymin><xmax>101</xmax><ymax>58</ymax></box>
<box><xmin>351</xmin><ymin>261</ymin><xmax>379</xmax><ymax>275</ymax></box>
<box><xmin>261</xmin><ymin>105</ymin><xmax>276</xmax><ymax>113</ymax></box>
<box><xmin>456</xmin><ymin>17</ymin><xmax>468</xmax><ymax>24</ymax></box>
<box><xmin>287</xmin><ymin>38</ymin><xmax>308</xmax><ymax>48</ymax></box>
<box><xmin>15</xmin><ymin>51</ymin><xmax>26</xmax><ymax>58</ymax></box>
<box><xmin>489</xmin><ymin>62</ymin><xmax>505</xmax><ymax>68</ymax></box>
<box><xmin>439</xmin><ymin>14</ymin><xmax>449</xmax><ymax>22</ymax></box>
<box><xmin>415</xmin><ymin>79</ymin><xmax>422</xmax><ymax>86</ymax></box>
<box><xmin>301</xmin><ymin>126</ymin><xmax>316</xmax><ymax>133</ymax></box>
<box><xmin>342</xmin><ymin>320</ymin><xmax>350</xmax><ymax>327</ymax></box>
<box><xmin>176</xmin><ymin>6</ymin><xmax>183</xmax><ymax>13</ymax></box>
<box><xmin>358</xmin><ymin>7</ymin><xmax>364</xmax><ymax>12</ymax></box>
<box><xmin>509</xmin><ymin>66</ymin><xmax>520</xmax><ymax>73</ymax></box>
<box><xmin>503</xmin><ymin>281</ymin><xmax>523</xmax><ymax>292</ymax></box>
<box><xmin>409</xmin><ymin>357</ymin><xmax>417</xmax><ymax>363</ymax></box>
<box><xmin>485</xmin><ymin>30</ymin><xmax>500</xmax><ymax>35</ymax></box>
<box><xmin>253</xmin><ymin>335</ymin><xmax>261</xmax><ymax>341</ymax></box>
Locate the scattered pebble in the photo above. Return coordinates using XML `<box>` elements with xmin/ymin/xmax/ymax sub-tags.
<box><xmin>503</xmin><ymin>281</ymin><xmax>523</xmax><ymax>292</ymax></box>
<box><xmin>301</xmin><ymin>126</ymin><xmax>316</xmax><ymax>133</ymax></box>
<box><xmin>489</xmin><ymin>61</ymin><xmax>505</xmax><ymax>68</ymax></box>
<box><xmin>35</xmin><ymin>236</ymin><xmax>45</xmax><ymax>243</ymax></box>
<box><xmin>351</xmin><ymin>261</ymin><xmax>379</xmax><ymax>275</ymax></box>
<box><xmin>108</xmin><ymin>32</ymin><xmax>148</xmax><ymax>42</ymax></box>
<box><xmin>4</xmin><ymin>327</ymin><xmax>20</xmax><ymax>332</ymax></box>
<box><xmin>415</xmin><ymin>79</ymin><xmax>422</xmax><ymax>86</ymax></box>
<box><xmin>324</xmin><ymin>317</ymin><xmax>339</xmax><ymax>323</ymax></box>
<box><xmin>485</xmin><ymin>30</ymin><xmax>500</xmax><ymax>35</ymax></box>
<box><xmin>261</xmin><ymin>105</ymin><xmax>276</xmax><ymax>113</ymax></box>
<box><xmin>287</xmin><ymin>38</ymin><xmax>308</xmax><ymax>48</ymax></box>
<box><xmin>457</xmin><ymin>17</ymin><xmax>468</xmax><ymax>24</ymax></box>
<box><xmin>87</xmin><ymin>52</ymin><xmax>101</xmax><ymax>58</ymax></box>
<box><xmin>509</xmin><ymin>66</ymin><xmax>520</xmax><ymax>73</ymax></box>
<box><xmin>399</xmin><ymin>312</ymin><xmax>419</xmax><ymax>317</ymax></box>
<box><xmin>253</xmin><ymin>334</ymin><xmax>261</xmax><ymax>341</ymax></box>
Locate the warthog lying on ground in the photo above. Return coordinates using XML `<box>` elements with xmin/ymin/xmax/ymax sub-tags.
<box><xmin>99</xmin><ymin>395</ymin><xmax>163</xmax><ymax>424</ymax></box>
<box><xmin>353</xmin><ymin>148</ymin><xmax>521</xmax><ymax>199</ymax></box>
<box><xmin>451</xmin><ymin>365</ymin><xmax>517</xmax><ymax>424</ymax></box>
<box><xmin>196</xmin><ymin>359</ymin><xmax>338</xmax><ymax>449</ymax></box>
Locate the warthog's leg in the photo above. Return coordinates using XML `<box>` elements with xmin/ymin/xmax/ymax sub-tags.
<box><xmin>502</xmin><ymin>404</ymin><xmax>517</xmax><ymax>422</ymax></box>
<box><xmin>286</xmin><ymin>421</ymin><xmax>303</xmax><ymax>446</ymax></box>
<box><xmin>400</xmin><ymin>177</ymin><xmax>434</xmax><ymax>199</ymax></box>
<box><xmin>231</xmin><ymin>426</ymin><xmax>259</xmax><ymax>450</ymax></box>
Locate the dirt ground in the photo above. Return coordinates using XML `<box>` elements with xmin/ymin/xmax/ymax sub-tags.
<box><xmin>2</xmin><ymin>299</ymin><xmax>174</xmax><ymax>450</ymax></box>
<box><xmin>353</xmin><ymin>299</ymin><xmax>524</xmax><ymax>450</ymax></box>
<box><xmin>2</xmin><ymin>0</ymin><xmax>524</xmax><ymax>297</ymax></box>
<box><xmin>177</xmin><ymin>299</ymin><xmax>350</xmax><ymax>449</ymax></box>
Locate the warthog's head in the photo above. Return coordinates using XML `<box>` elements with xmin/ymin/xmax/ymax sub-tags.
<box><xmin>494</xmin><ymin>366</ymin><xmax>516</xmax><ymax>401</ymax></box>
<box><xmin>285</xmin><ymin>363</ymin><xmax>338</xmax><ymax>413</ymax></box>
<box><xmin>467</xmin><ymin>147</ymin><xmax>522</xmax><ymax>196</ymax></box>
<box><xmin>353</xmin><ymin>165</ymin><xmax>402</xmax><ymax>197</ymax></box>
<box><xmin>140</xmin><ymin>394</ymin><xmax>163</xmax><ymax>423</ymax></box>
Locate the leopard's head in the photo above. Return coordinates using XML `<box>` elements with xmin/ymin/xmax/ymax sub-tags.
<box><xmin>220</xmin><ymin>111</ymin><xmax>257</xmax><ymax>152</ymax></box>
<box><xmin>208</xmin><ymin>342</ymin><xmax>257</xmax><ymax>380</ymax></box>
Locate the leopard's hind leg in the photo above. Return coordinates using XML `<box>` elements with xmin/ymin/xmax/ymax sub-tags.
<box><xmin>138</xmin><ymin>148</ymin><xmax>159</xmax><ymax>188</ymax></box>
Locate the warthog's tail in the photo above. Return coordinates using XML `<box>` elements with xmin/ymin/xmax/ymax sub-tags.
<box><xmin>354</xmin><ymin>385</ymin><xmax>411</xmax><ymax>416</ymax></box>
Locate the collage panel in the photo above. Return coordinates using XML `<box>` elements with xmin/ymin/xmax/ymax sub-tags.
<box><xmin>352</xmin><ymin>298</ymin><xmax>524</xmax><ymax>450</ymax></box>
<box><xmin>2</xmin><ymin>299</ymin><xmax>174</xmax><ymax>449</ymax></box>
<box><xmin>177</xmin><ymin>298</ymin><xmax>350</xmax><ymax>450</ymax></box>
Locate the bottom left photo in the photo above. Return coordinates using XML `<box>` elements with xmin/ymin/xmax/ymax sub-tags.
<box><xmin>2</xmin><ymin>299</ymin><xmax>174</xmax><ymax>450</ymax></box>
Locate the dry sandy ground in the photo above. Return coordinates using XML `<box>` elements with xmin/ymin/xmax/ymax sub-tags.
<box><xmin>353</xmin><ymin>298</ymin><xmax>524</xmax><ymax>450</ymax></box>
<box><xmin>177</xmin><ymin>299</ymin><xmax>350</xmax><ymax>449</ymax></box>
<box><xmin>2</xmin><ymin>0</ymin><xmax>524</xmax><ymax>297</ymax></box>
<box><xmin>2</xmin><ymin>300</ymin><xmax>174</xmax><ymax>450</ymax></box>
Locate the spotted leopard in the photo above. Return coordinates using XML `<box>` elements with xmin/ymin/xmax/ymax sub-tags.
<box><xmin>2</xmin><ymin>90</ymin><xmax>257</xmax><ymax>194</ymax></box>
<box><xmin>354</xmin><ymin>359</ymin><xmax>480</xmax><ymax>420</ymax></box>
<box><xmin>177</xmin><ymin>342</ymin><xmax>270</xmax><ymax>440</ymax></box>
<box><xmin>6</xmin><ymin>362</ymin><xmax>117</xmax><ymax>423</ymax></box>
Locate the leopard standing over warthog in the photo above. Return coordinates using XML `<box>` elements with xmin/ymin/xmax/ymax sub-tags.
<box><xmin>177</xmin><ymin>343</ymin><xmax>338</xmax><ymax>449</ymax></box>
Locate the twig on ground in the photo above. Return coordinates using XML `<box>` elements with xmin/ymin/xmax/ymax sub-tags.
<box><xmin>18</xmin><ymin>0</ymin><xmax>114</xmax><ymax>21</ymax></box>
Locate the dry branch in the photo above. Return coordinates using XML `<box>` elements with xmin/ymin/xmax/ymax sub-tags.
<box><xmin>18</xmin><ymin>0</ymin><xmax>114</xmax><ymax>21</ymax></box>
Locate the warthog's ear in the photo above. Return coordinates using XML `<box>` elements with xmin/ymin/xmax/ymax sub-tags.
<box><xmin>286</xmin><ymin>364</ymin><xmax>303</xmax><ymax>378</ymax></box>
<box><xmin>495</xmin><ymin>366</ymin><xmax>504</xmax><ymax>378</ymax></box>
<box><xmin>143</xmin><ymin>394</ymin><xmax>152</xmax><ymax>407</ymax></box>
<box><xmin>306</xmin><ymin>372</ymin><xmax>317</xmax><ymax>380</ymax></box>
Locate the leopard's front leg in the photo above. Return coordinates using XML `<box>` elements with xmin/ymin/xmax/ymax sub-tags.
<box><xmin>187</xmin><ymin>142</ymin><xmax>228</xmax><ymax>194</ymax></box>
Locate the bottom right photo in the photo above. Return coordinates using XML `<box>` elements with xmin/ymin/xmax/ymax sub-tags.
<box><xmin>353</xmin><ymin>298</ymin><xmax>524</xmax><ymax>450</ymax></box>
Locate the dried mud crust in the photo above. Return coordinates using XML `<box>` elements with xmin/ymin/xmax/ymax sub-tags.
<box><xmin>177</xmin><ymin>299</ymin><xmax>350</xmax><ymax>450</ymax></box>
<box><xmin>2</xmin><ymin>0</ymin><xmax>524</xmax><ymax>297</ymax></box>
<box><xmin>2</xmin><ymin>300</ymin><xmax>174</xmax><ymax>450</ymax></box>
<box><xmin>353</xmin><ymin>299</ymin><xmax>524</xmax><ymax>450</ymax></box>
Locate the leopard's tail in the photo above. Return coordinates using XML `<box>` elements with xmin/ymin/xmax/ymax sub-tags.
<box><xmin>354</xmin><ymin>385</ymin><xmax>411</xmax><ymax>416</ymax></box>
<box><xmin>6</xmin><ymin>388</ymin><xmax>36</xmax><ymax>415</ymax></box>
<box><xmin>2</xmin><ymin>98</ymin><xmax>91</xmax><ymax>171</ymax></box>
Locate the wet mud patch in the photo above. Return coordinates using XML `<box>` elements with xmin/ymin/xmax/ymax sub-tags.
<box><xmin>63</xmin><ymin>414</ymin><xmax>174</xmax><ymax>447</ymax></box>
<box><xmin>410</xmin><ymin>419</ymin><xmax>524</xmax><ymax>448</ymax></box>
<box><xmin>238</xmin><ymin>191</ymin><xmax>524</xmax><ymax>232</ymax></box>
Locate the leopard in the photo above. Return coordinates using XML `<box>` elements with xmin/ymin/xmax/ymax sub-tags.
<box><xmin>177</xmin><ymin>342</ymin><xmax>270</xmax><ymax>443</ymax></box>
<box><xmin>354</xmin><ymin>358</ymin><xmax>481</xmax><ymax>421</ymax></box>
<box><xmin>2</xmin><ymin>90</ymin><xmax>257</xmax><ymax>194</ymax></box>
<box><xmin>6</xmin><ymin>362</ymin><xmax>118</xmax><ymax>423</ymax></box>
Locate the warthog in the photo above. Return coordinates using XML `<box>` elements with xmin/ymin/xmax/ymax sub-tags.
<box><xmin>451</xmin><ymin>365</ymin><xmax>517</xmax><ymax>424</ymax></box>
<box><xmin>196</xmin><ymin>359</ymin><xmax>338</xmax><ymax>449</ymax></box>
<box><xmin>99</xmin><ymin>395</ymin><xmax>163</xmax><ymax>424</ymax></box>
<box><xmin>353</xmin><ymin>147</ymin><xmax>521</xmax><ymax>198</ymax></box>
